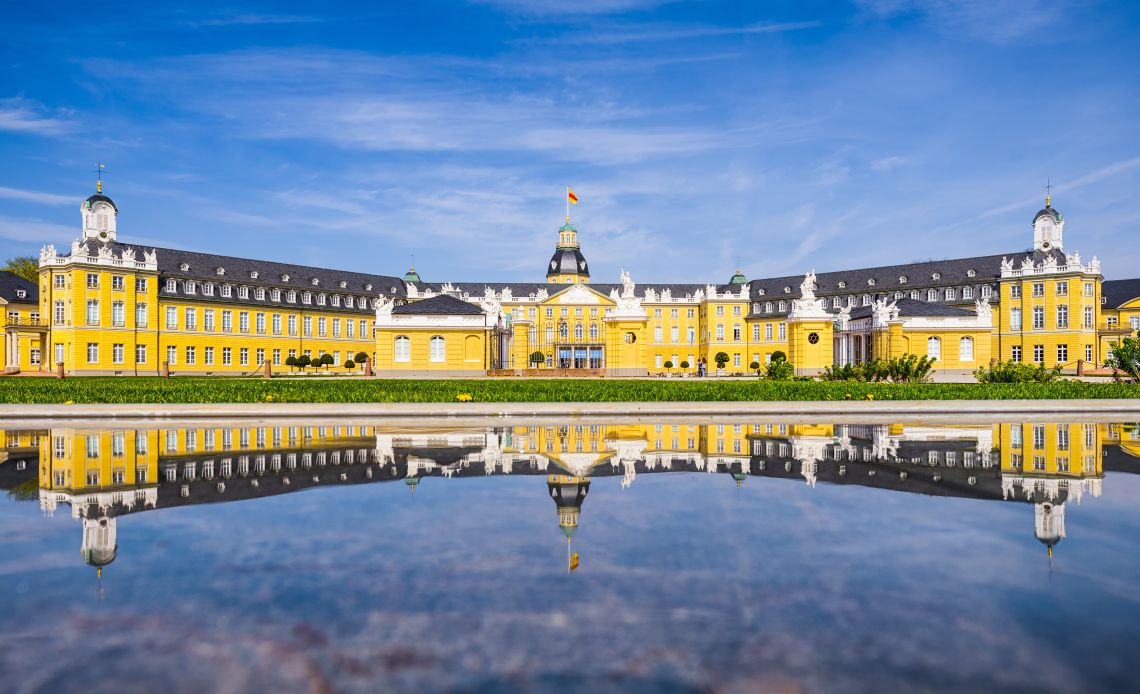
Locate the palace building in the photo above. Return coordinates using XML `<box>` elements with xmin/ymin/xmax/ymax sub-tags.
<box><xmin>11</xmin><ymin>180</ymin><xmax>1140</xmax><ymax>377</ymax></box>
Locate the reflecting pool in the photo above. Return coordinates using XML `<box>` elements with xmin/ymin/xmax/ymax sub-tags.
<box><xmin>2</xmin><ymin>418</ymin><xmax>1140</xmax><ymax>692</ymax></box>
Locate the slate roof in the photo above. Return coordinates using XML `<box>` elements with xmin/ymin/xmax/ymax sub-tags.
<box><xmin>406</xmin><ymin>281</ymin><xmax>744</xmax><ymax>301</ymax></box>
<box><xmin>848</xmin><ymin>297</ymin><xmax>978</xmax><ymax>321</ymax></box>
<box><xmin>392</xmin><ymin>293</ymin><xmax>484</xmax><ymax>315</ymax></box>
<box><xmin>0</xmin><ymin>271</ymin><xmax>37</xmax><ymax>304</ymax></box>
<box><xmin>63</xmin><ymin>240</ymin><xmax>405</xmax><ymax>314</ymax></box>
<box><xmin>1102</xmin><ymin>278</ymin><xmax>1140</xmax><ymax>308</ymax></box>
<box><xmin>547</xmin><ymin>247</ymin><xmax>589</xmax><ymax>277</ymax></box>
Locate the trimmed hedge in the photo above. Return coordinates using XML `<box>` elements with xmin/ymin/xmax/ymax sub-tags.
<box><xmin>0</xmin><ymin>377</ymin><xmax>1136</xmax><ymax>404</ymax></box>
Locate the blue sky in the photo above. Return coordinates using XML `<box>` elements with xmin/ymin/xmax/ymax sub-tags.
<box><xmin>2</xmin><ymin>1</ymin><xmax>1139</xmax><ymax>284</ymax></box>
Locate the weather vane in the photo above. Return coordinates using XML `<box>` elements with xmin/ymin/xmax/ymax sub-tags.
<box><xmin>95</xmin><ymin>162</ymin><xmax>106</xmax><ymax>193</ymax></box>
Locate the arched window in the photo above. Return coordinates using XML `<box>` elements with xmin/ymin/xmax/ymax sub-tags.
<box><xmin>589</xmin><ymin>323</ymin><xmax>598</xmax><ymax>340</ymax></box>
<box><xmin>559</xmin><ymin>323</ymin><xmax>569</xmax><ymax>339</ymax></box>
<box><xmin>574</xmin><ymin>323</ymin><xmax>584</xmax><ymax>340</ymax></box>
<box><xmin>545</xmin><ymin>326</ymin><xmax>553</xmax><ymax>343</ymax></box>
<box><xmin>927</xmin><ymin>336</ymin><xmax>941</xmax><ymax>360</ymax></box>
<box><xmin>429</xmin><ymin>336</ymin><xmax>445</xmax><ymax>362</ymax></box>
<box><xmin>959</xmin><ymin>336</ymin><xmax>974</xmax><ymax>361</ymax></box>
<box><xmin>394</xmin><ymin>336</ymin><xmax>410</xmax><ymax>362</ymax></box>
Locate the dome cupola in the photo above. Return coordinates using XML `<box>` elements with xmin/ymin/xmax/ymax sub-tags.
<box><xmin>1032</xmin><ymin>193</ymin><xmax>1064</xmax><ymax>251</ymax></box>
<box><xmin>546</xmin><ymin>217</ymin><xmax>590</xmax><ymax>284</ymax></box>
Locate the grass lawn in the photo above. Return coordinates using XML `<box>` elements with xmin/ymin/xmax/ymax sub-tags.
<box><xmin>1</xmin><ymin>377</ymin><xmax>1138</xmax><ymax>404</ymax></box>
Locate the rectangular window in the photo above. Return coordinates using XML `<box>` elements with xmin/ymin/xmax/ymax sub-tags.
<box><xmin>273</xmin><ymin>349</ymin><xmax>282</xmax><ymax>366</ymax></box>
<box><xmin>54</xmin><ymin>301</ymin><xmax>66</xmax><ymax>325</ymax></box>
<box><xmin>221</xmin><ymin>347</ymin><xmax>232</xmax><ymax>366</ymax></box>
<box><xmin>1084</xmin><ymin>282</ymin><xmax>1094</xmax><ymax>297</ymax></box>
<box><xmin>778</xmin><ymin>323</ymin><xmax>786</xmax><ymax>340</ymax></box>
<box><xmin>1011</xmin><ymin>425</ymin><xmax>1023</xmax><ymax>448</ymax></box>
<box><xmin>1010</xmin><ymin>284</ymin><xmax>1021</xmax><ymax>299</ymax></box>
<box><xmin>238</xmin><ymin>286</ymin><xmax>249</xmax><ymax>299</ymax></box>
<box><xmin>87</xmin><ymin>343</ymin><xmax>98</xmax><ymax>364</ymax></box>
<box><xmin>167</xmin><ymin>345</ymin><xmax>177</xmax><ymax>365</ymax></box>
<box><xmin>240</xmin><ymin>348</ymin><xmax>249</xmax><ymax>366</ymax></box>
<box><xmin>1033</xmin><ymin>344</ymin><xmax>1044</xmax><ymax>363</ymax></box>
<box><xmin>963</xmin><ymin>286</ymin><xmax>973</xmax><ymax>299</ymax></box>
<box><xmin>332</xmin><ymin>318</ymin><xmax>341</xmax><ymax>338</ymax></box>
<box><xmin>303</xmin><ymin>317</ymin><xmax>312</xmax><ymax>336</ymax></box>
<box><xmin>1057</xmin><ymin>344</ymin><xmax>1068</xmax><ymax>363</ymax></box>
<box><xmin>1032</xmin><ymin>283</ymin><xmax>1044</xmax><ymax>297</ymax></box>
<box><xmin>135</xmin><ymin>303</ymin><xmax>147</xmax><ymax>328</ymax></box>
<box><xmin>112</xmin><ymin>343</ymin><xmax>124</xmax><ymax>364</ymax></box>
<box><xmin>1056</xmin><ymin>305</ymin><xmax>1068</xmax><ymax>329</ymax></box>
<box><xmin>256</xmin><ymin>348</ymin><xmax>265</xmax><ymax>365</ymax></box>
<box><xmin>239</xmin><ymin>312</ymin><xmax>249</xmax><ymax>333</ymax></box>
<box><xmin>1056</xmin><ymin>281</ymin><xmax>1068</xmax><ymax>296</ymax></box>
<box><xmin>318</xmin><ymin>317</ymin><xmax>327</xmax><ymax>337</ymax></box>
<box><xmin>764</xmin><ymin>324</ymin><xmax>772</xmax><ymax>341</ymax></box>
<box><xmin>87</xmin><ymin>273</ymin><xmax>99</xmax><ymax>289</ymax></box>
<box><xmin>1032</xmin><ymin>306</ymin><xmax>1044</xmax><ymax>330</ymax></box>
<box><xmin>54</xmin><ymin>274</ymin><xmax>66</xmax><ymax>289</ymax></box>
<box><xmin>112</xmin><ymin>275</ymin><xmax>124</xmax><ymax>291</ymax></box>
<box><xmin>135</xmin><ymin>344</ymin><xmax>146</xmax><ymax>364</ymax></box>
<box><xmin>272</xmin><ymin>314</ymin><xmax>281</xmax><ymax>335</ymax></box>
<box><xmin>1032</xmin><ymin>425</ymin><xmax>1045</xmax><ymax>450</ymax></box>
<box><xmin>203</xmin><ymin>309</ymin><xmax>214</xmax><ymax>332</ymax></box>
<box><xmin>715</xmin><ymin>324</ymin><xmax>724</xmax><ymax>341</ymax></box>
<box><xmin>205</xmin><ymin>346</ymin><xmax>214</xmax><ymax>365</ymax></box>
<box><xmin>135</xmin><ymin>277</ymin><xmax>147</xmax><ymax>292</ymax></box>
<box><xmin>111</xmin><ymin>301</ymin><xmax>125</xmax><ymax>326</ymax></box>
<box><xmin>395</xmin><ymin>336</ymin><xmax>410</xmax><ymax>362</ymax></box>
<box><xmin>185</xmin><ymin>346</ymin><xmax>196</xmax><ymax>365</ymax></box>
<box><xmin>256</xmin><ymin>313</ymin><xmax>266</xmax><ymax>334</ymax></box>
<box><xmin>1011</xmin><ymin>345</ymin><xmax>1022</xmax><ymax>363</ymax></box>
<box><xmin>86</xmin><ymin>299</ymin><xmax>100</xmax><ymax>326</ymax></box>
<box><xmin>346</xmin><ymin>320</ymin><xmax>354</xmax><ymax>339</ymax></box>
<box><xmin>1086</xmin><ymin>344</ymin><xmax>1093</xmax><ymax>363</ymax></box>
<box><xmin>288</xmin><ymin>315</ymin><xmax>297</xmax><ymax>335</ymax></box>
<box><xmin>166</xmin><ymin>306</ymin><xmax>177</xmax><ymax>329</ymax></box>
<box><xmin>185</xmin><ymin>307</ymin><xmax>197</xmax><ymax>331</ymax></box>
<box><xmin>1084</xmin><ymin>306</ymin><xmax>1094</xmax><ymax>329</ymax></box>
<box><xmin>360</xmin><ymin>320</ymin><xmax>368</xmax><ymax>338</ymax></box>
<box><xmin>1010</xmin><ymin>308</ymin><xmax>1021</xmax><ymax>331</ymax></box>
<box><xmin>185</xmin><ymin>281</ymin><xmax>196</xmax><ymax>295</ymax></box>
<box><xmin>221</xmin><ymin>310</ymin><xmax>232</xmax><ymax>332</ymax></box>
<box><xmin>1057</xmin><ymin>425</ymin><xmax>1070</xmax><ymax>451</ymax></box>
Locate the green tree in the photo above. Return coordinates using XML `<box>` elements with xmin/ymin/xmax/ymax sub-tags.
<box><xmin>750</xmin><ymin>360</ymin><xmax>761</xmax><ymax>376</ymax></box>
<box><xmin>344</xmin><ymin>359</ymin><xmax>356</xmax><ymax>370</ymax></box>
<box><xmin>714</xmin><ymin>351</ymin><xmax>729</xmax><ymax>370</ymax></box>
<box><xmin>770</xmin><ymin>350</ymin><xmax>787</xmax><ymax>363</ymax></box>
<box><xmin>1105</xmin><ymin>334</ymin><xmax>1140</xmax><ymax>382</ymax></box>
<box><xmin>285</xmin><ymin>355</ymin><xmax>298</xmax><ymax>372</ymax></box>
<box><xmin>663</xmin><ymin>360</ymin><xmax>673</xmax><ymax>372</ymax></box>
<box><xmin>2</xmin><ymin>256</ymin><xmax>38</xmax><ymax>284</ymax></box>
<box><xmin>296</xmin><ymin>354</ymin><xmax>312</xmax><ymax>370</ymax></box>
<box><xmin>354</xmin><ymin>352</ymin><xmax>369</xmax><ymax>365</ymax></box>
<box><xmin>680</xmin><ymin>360</ymin><xmax>690</xmax><ymax>369</ymax></box>
<box><xmin>765</xmin><ymin>351</ymin><xmax>794</xmax><ymax>380</ymax></box>
<box><xmin>320</xmin><ymin>353</ymin><xmax>335</xmax><ymax>370</ymax></box>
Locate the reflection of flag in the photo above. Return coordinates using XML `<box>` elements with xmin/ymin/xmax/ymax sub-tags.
<box><xmin>567</xmin><ymin>189</ymin><xmax>579</xmax><ymax>204</ymax></box>
<box><xmin>569</xmin><ymin>552</ymin><xmax>580</xmax><ymax>572</ymax></box>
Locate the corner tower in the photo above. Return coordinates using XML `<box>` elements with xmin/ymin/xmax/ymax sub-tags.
<box><xmin>82</xmin><ymin>169</ymin><xmax>118</xmax><ymax>243</ymax></box>
<box><xmin>546</xmin><ymin>217</ymin><xmax>590</xmax><ymax>284</ymax></box>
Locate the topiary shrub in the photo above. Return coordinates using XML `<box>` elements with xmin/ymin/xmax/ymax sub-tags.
<box><xmin>354</xmin><ymin>352</ymin><xmax>369</xmax><ymax>365</ymax></box>
<box><xmin>680</xmin><ymin>360</ymin><xmax>690</xmax><ymax>369</ymax></box>
<box><xmin>770</xmin><ymin>350</ymin><xmax>787</xmax><ymax>363</ymax></box>
<box><xmin>714</xmin><ymin>352</ymin><xmax>730</xmax><ymax>370</ymax></box>
<box><xmin>320</xmin><ymin>353</ymin><xmax>335</xmax><ymax>370</ymax></box>
<box><xmin>344</xmin><ymin>359</ymin><xmax>355</xmax><ymax>370</ymax></box>
<box><xmin>285</xmin><ymin>355</ymin><xmax>298</xmax><ymax>371</ymax></box>
<box><xmin>663</xmin><ymin>360</ymin><xmax>673</xmax><ymax>369</ymax></box>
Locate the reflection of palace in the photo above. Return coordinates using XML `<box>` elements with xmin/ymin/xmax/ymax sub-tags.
<box><xmin>10</xmin><ymin>178</ymin><xmax>1140</xmax><ymax>377</ymax></box>
<box><xmin>6</xmin><ymin>420</ymin><xmax>1138</xmax><ymax>576</ymax></box>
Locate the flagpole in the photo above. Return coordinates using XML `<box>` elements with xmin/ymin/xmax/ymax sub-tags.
<box><xmin>565</xmin><ymin>185</ymin><xmax>570</xmax><ymax>221</ymax></box>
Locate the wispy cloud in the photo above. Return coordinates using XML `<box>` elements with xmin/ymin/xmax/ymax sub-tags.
<box><xmin>186</xmin><ymin>13</ymin><xmax>331</xmax><ymax>28</ymax></box>
<box><xmin>471</xmin><ymin>0</ymin><xmax>671</xmax><ymax>17</ymax></box>
<box><xmin>979</xmin><ymin>155</ymin><xmax>1140</xmax><ymax>218</ymax></box>
<box><xmin>855</xmin><ymin>0</ymin><xmax>1068</xmax><ymax>43</ymax></box>
<box><xmin>551</xmin><ymin>20</ymin><xmax>821</xmax><ymax>45</ymax></box>
<box><xmin>0</xmin><ymin>97</ymin><xmax>73</xmax><ymax>135</ymax></box>
<box><xmin>0</xmin><ymin>186</ymin><xmax>75</xmax><ymax>205</ymax></box>
<box><xmin>0</xmin><ymin>216</ymin><xmax>76</xmax><ymax>243</ymax></box>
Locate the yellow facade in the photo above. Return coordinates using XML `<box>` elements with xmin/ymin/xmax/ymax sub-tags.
<box><xmin>27</xmin><ymin>186</ymin><xmax>1132</xmax><ymax>379</ymax></box>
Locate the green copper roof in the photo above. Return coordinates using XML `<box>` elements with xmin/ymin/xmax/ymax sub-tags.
<box><xmin>559</xmin><ymin>221</ymin><xmax>577</xmax><ymax>232</ymax></box>
<box><xmin>729</xmin><ymin>269</ymin><xmax>747</xmax><ymax>284</ymax></box>
<box><xmin>402</xmin><ymin>266</ymin><xmax>421</xmax><ymax>282</ymax></box>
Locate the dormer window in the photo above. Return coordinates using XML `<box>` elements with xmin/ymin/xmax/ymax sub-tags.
<box><xmin>250</xmin><ymin>271</ymin><xmax>259</xmax><ymax>280</ymax></box>
<box><xmin>271</xmin><ymin>289</ymin><xmax>281</xmax><ymax>301</ymax></box>
<box><xmin>220</xmin><ymin>284</ymin><xmax>232</xmax><ymax>298</ymax></box>
<box><xmin>783</xmin><ymin>286</ymin><xmax>791</xmax><ymax>294</ymax></box>
<box><xmin>867</xmin><ymin>278</ymin><xmax>876</xmax><ymax>286</ymax></box>
<box><xmin>331</xmin><ymin>295</ymin><xmax>340</xmax><ymax>307</ymax></box>
<box><xmin>203</xmin><ymin>283</ymin><xmax>214</xmax><ymax>296</ymax></box>
<box><xmin>302</xmin><ymin>292</ymin><xmax>311</xmax><ymax>304</ymax></box>
<box><xmin>345</xmin><ymin>296</ymin><xmax>354</xmax><ymax>308</ymax></box>
<box><xmin>339</xmin><ymin>281</ymin><xmax>347</xmax><ymax>289</ymax></box>
<box><xmin>899</xmin><ymin>275</ymin><xmax>907</xmax><ymax>284</ymax></box>
<box><xmin>838</xmin><ymin>281</ymin><xmax>846</xmax><ymax>289</ymax></box>
<box><xmin>778</xmin><ymin>300</ymin><xmax>786</xmax><ymax>311</ymax></box>
<box><xmin>310</xmin><ymin>278</ymin><xmax>319</xmax><ymax>286</ymax></box>
<box><xmin>255</xmin><ymin>287</ymin><xmax>265</xmax><ymax>300</ymax></box>
<box><xmin>832</xmin><ymin>297</ymin><xmax>841</xmax><ymax>308</ymax></box>
<box><xmin>185</xmin><ymin>281</ymin><xmax>196</xmax><ymax>295</ymax></box>
<box><xmin>179</xmin><ymin>263</ymin><xmax>190</xmax><ymax>272</ymax></box>
<box><xmin>215</xmin><ymin>267</ymin><xmax>225</xmax><ymax>276</ymax></box>
<box><xmin>165</xmin><ymin>279</ymin><xmax>178</xmax><ymax>292</ymax></box>
<box><xmin>317</xmin><ymin>293</ymin><xmax>326</xmax><ymax>306</ymax></box>
<box><xmin>238</xmin><ymin>286</ymin><xmax>249</xmax><ymax>300</ymax></box>
<box><xmin>862</xmin><ymin>294</ymin><xmax>871</xmax><ymax>306</ymax></box>
<box><xmin>287</xmin><ymin>290</ymin><xmax>296</xmax><ymax>303</ymax></box>
<box><xmin>966</xmin><ymin>269</ymin><xmax>976</xmax><ymax>278</ymax></box>
<box><xmin>764</xmin><ymin>301</ymin><xmax>772</xmax><ymax>312</ymax></box>
<box><xmin>15</xmin><ymin>289</ymin><xmax>26</xmax><ymax>299</ymax></box>
<box><xmin>281</xmin><ymin>274</ymin><xmax>290</xmax><ymax>283</ymax></box>
<box><xmin>365</xmin><ymin>284</ymin><xmax>372</xmax><ymax>291</ymax></box>
<box><xmin>932</xmin><ymin>272</ymin><xmax>941</xmax><ymax>281</ymax></box>
<box><xmin>756</xmin><ymin>288</ymin><xmax>765</xmax><ymax>296</ymax></box>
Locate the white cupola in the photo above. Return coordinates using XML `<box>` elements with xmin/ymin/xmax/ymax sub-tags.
<box><xmin>1032</xmin><ymin>194</ymin><xmax>1064</xmax><ymax>251</ymax></box>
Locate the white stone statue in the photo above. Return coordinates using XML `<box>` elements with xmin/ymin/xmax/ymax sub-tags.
<box><xmin>1042</xmin><ymin>254</ymin><xmax>1058</xmax><ymax>272</ymax></box>
<box><xmin>40</xmin><ymin>244</ymin><xmax>57</xmax><ymax>262</ymax></box>
<box><xmin>693</xmin><ymin>289</ymin><xmax>704</xmax><ymax>302</ymax></box>
<box><xmin>143</xmin><ymin>249</ymin><xmax>158</xmax><ymax>265</ymax></box>
<box><xmin>441</xmin><ymin>282</ymin><xmax>456</xmax><ymax>293</ymax></box>
<box><xmin>375</xmin><ymin>295</ymin><xmax>394</xmax><ymax>318</ymax></box>
<box><xmin>97</xmin><ymin>244</ymin><xmax>113</xmax><ymax>259</ymax></box>
<box><xmin>705</xmin><ymin>283</ymin><xmax>717</xmax><ymax>299</ymax></box>
<box><xmin>799</xmin><ymin>270</ymin><xmax>818</xmax><ymax>301</ymax></box>
<box><xmin>619</xmin><ymin>269</ymin><xmax>635</xmax><ymax>297</ymax></box>
<box><xmin>500</xmin><ymin>287</ymin><xmax>512</xmax><ymax>302</ymax></box>
<box><xmin>121</xmin><ymin>246</ymin><xmax>136</xmax><ymax>262</ymax></box>
<box><xmin>1089</xmin><ymin>256</ymin><xmax>1101</xmax><ymax>273</ymax></box>
<box><xmin>609</xmin><ymin>288</ymin><xmax>619</xmax><ymax>300</ymax></box>
<box><xmin>1000</xmin><ymin>256</ymin><xmax>1014</xmax><ymax>274</ymax></box>
<box><xmin>1020</xmin><ymin>255</ymin><xmax>1035</xmax><ymax>272</ymax></box>
<box><xmin>871</xmin><ymin>297</ymin><xmax>898</xmax><ymax>327</ymax></box>
<box><xmin>975</xmin><ymin>298</ymin><xmax>993</xmax><ymax>325</ymax></box>
<box><xmin>535</xmin><ymin>287</ymin><xmax>548</xmax><ymax>301</ymax></box>
<box><xmin>484</xmin><ymin>286</ymin><xmax>496</xmax><ymax>302</ymax></box>
<box><xmin>836</xmin><ymin>305</ymin><xmax>851</xmax><ymax>330</ymax></box>
<box><xmin>1065</xmin><ymin>251</ymin><xmax>1081</xmax><ymax>268</ymax></box>
<box><xmin>643</xmin><ymin>288</ymin><xmax>656</xmax><ymax>302</ymax></box>
<box><xmin>738</xmin><ymin>284</ymin><xmax>749</xmax><ymax>299</ymax></box>
<box><xmin>660</xmin><ymin>288</ymin><xmax>671</xmax><ymax>302</ymax></box>
<box><xmin>76</xmin><ymin>242</ymin><xmax>90</xmax><ymax>258</ymax></box>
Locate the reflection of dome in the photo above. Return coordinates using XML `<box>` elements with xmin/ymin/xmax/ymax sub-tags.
<box><xmin>1034</xmin><ymin>502</ymin><xmax>1066</xmax><ymax>557</ymax></box>
<box><xmin>548</xmin><ymin>474</ymin><xmax>589</xmax><ymax>538</ymax></box>
<box><xmin>731</xmin><ymin>471</ymin><xmax>747</xmax><ymax>488</ymax></box>
<box><xmin>404</xmin><ymin>475</ymin><xmax>421</xmax><ymax>491</ymax></box>
<box><xmin>82</xmin><ymin>517</ymin><xmax>117</xmax><ymax>568</ymax></box>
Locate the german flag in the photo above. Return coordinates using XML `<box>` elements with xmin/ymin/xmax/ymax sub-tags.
<box><xmin>567</xmin><ymin>189</ymin><xmax>579</xmax><ymax>205</ymax></box>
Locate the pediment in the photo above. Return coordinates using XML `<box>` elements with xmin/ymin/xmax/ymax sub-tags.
<box><xmin>545</xmin><ymin>283</ymin><xmax>615</xmax><ymax>306</ymax></box>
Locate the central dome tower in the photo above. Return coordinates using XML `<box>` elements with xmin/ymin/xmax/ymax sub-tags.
<box><xmin>546</xmin><ymin>218</ymin><xmax>590</xmax><ymax>285</ymax></box>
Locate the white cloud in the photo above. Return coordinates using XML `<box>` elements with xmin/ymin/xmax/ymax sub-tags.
<box><xmin>552</xmin><ymin>20</ymin><xmax>821</xmax><ymax>45</ymax></box>
<box><xmin>855</xmin><ymin>0</ymin><xmax>1068</xmax><ymax>43</ymax></box>
<box><xmin>870</xmin><ymin>156</ymin><xmax>907</xmax><ymax>173</ymax></box>
<box><xmin>0</xmin><ymin>186</ymin><xmax>75</xmax><ymax>205</ymax></box>
<box><xmin>0</xmin><ymin>97</ymin><xmax>72</xmax><ymax>135</ymax></box>
<box><xmin>0</xmin><ymin>216</ymin><xmax>76</xmax><ymax>243</ymax></box>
